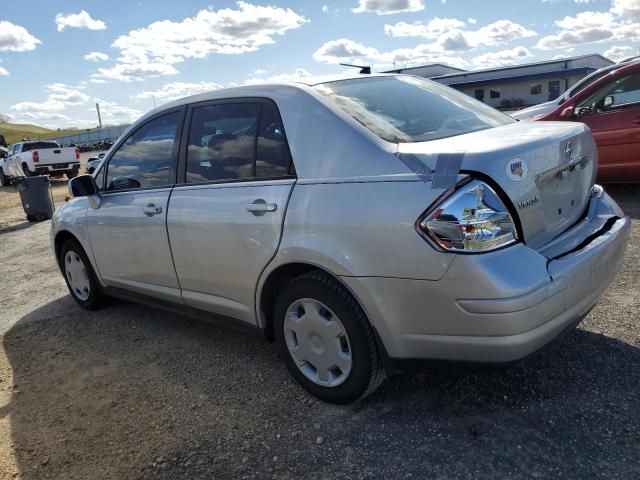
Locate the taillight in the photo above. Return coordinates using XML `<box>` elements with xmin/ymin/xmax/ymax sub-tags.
<box><xmin>418</xmin><ymin>180</ymin><xmax>518</xmax><ymax>253</ymax></box>
<box><xmin>75</xmin><ymin>147</ymin><xmax>80</xmax><ymax>160</ymax></box>
<box><xmin>32</xmin><ymin>151</ymin><xmax>39</xmax><ymax>163</ymax></box>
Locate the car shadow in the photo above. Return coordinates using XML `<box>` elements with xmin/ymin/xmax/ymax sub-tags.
<box><xmin>603</xmin><ymin>183</ymin><xmax>640</xmax><ymax>219</ymax></box>
<box><xmin>3</xmin><ymin>296</ymin><xmax>639</xmax><ymax>479</ymax></box>
<box><xmin>0</xmin><ymin>221</ymin><xmax>38</xmax><ymax>235</ymax></box>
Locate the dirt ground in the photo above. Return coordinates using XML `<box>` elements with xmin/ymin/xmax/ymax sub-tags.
<box><xmin>0</xmin><ymin>160</ymin><xmax>638</xmax><ymax>479</ymax></box>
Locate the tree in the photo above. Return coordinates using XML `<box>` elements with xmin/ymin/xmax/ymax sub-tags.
<box><xmin>0</xmin><ymin>113</ymin><xmax>9</xmax><ymax>123</ymax></box>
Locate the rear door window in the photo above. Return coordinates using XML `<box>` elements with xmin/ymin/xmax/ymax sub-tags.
<box><xmin>186</xmin><ymin>101</ymin><xmax>292</xmax><ymax>183</ymax></box>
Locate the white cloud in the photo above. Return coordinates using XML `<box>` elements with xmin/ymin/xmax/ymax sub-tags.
<box><xmin>321</xmin><ymin>5</ymin><xmax>330</xmax><ymax>13</ymax></box>
<box><xmin>11</xmin><ymin>84</ymin><xmax>90</xmax><ymax>112</ymax></box>
<box><xmin>536</xmin><ymin>9</ymin><xmax>640</xmax><ymax>49</ymax></box>
<box><xmin>612</xmin><ymin>0</ymin><xmax>640</xmax><ymax>18</ymax></box>
<box><xmin>92</xmin><ymin>62</ymin><xmax>179</xmax><ymax>82</ymax></box>
<box><xmin>0</xmin><ymin>21</ymin><xmax>41</xmax><ymax>52</ymax></box>
<box><xmin>134</xmin><ymin>81</ymin><xmax>223</xmax><ymax>102</ymax></box>
<box><xmin>604</xmin><ymin>45</ymin><xmax>634</xmax><ymax>61</ymax></box>
<box><xmin>0</xmin><ymin>66</ymin><xmax>8</xmax><ymax>76</ymax></box>
<box><xmin>253</xmin><ymin>68</ymin><xmax>267</xmax><ymax>75</ymax></box>
<box><xmin>474</xmin><ymin>20</ymin><xmax>537</xmax><ymax>45</ymax></box>
<box><xmin>472</xmin><ymin>46</ymin><xmax>533</xmax><ymax>68</ymax></box>
<box><xmin>385</xmin><ymin>18</ymin><xmax>536</xmax><ymax>50</ymax></box>
<box><xmin>352</xmin><ymin>0</ymin><xmax>425</xmax><ymax>15</ymax></box>
<box><xmin>313</xmin><ymin>38</ymin><xmax>379</xmax><ymax>64</ymax></box>
<box><xmin>111</xmin><ymin>3</ymin><xmax>307</xmax><ymax>67</ymax></box>
<box><xmin>84</xmin><ymin>51</ymin><xmax>109</xmax><ymax>62</ymax></box>
<box><xmin>55</xmin><ymin>10</ymin><xmax>107</xmax><ymax>32</ymax></box>
<box><xmin>245</xmin><ymin>68</ymin><xmax>312</xmax><ymax>85</ymax></box>
<box><xmin>312</xmin><ymin>38</ymin><xmax>468</xmax><ymax>69</ymax></box>
<box><xmin>384</xmin><ymin>17</ymin><xmax>466</xmax><ymax>38</ymax></box>
<box><xmin>94</xmin><ymin>100</ymin><xmax>142</xmax><ymax>124</ymax></box>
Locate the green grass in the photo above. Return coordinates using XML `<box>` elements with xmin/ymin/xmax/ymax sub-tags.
<box><xmin>0</xmin><ymin>122</ymin><xmax>96</xmax><ymax>145</ymax></box>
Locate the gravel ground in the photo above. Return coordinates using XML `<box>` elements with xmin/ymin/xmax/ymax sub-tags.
<box><xmin>0</xmin><ymin>171</ymin><xmax>638</xmax><ymax>479</ymax></box>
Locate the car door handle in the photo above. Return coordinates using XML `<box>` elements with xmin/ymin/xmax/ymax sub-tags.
<box><xmin>246</xmin><ymin>199</ymin><xmax>277</xmax><ymax>215</ymax></box>
<box><xmin>142</xmin><ymin>204</ymin><xmax>163</xmax><ymax>216</ymax></box>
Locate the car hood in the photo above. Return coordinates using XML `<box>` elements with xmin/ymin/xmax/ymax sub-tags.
<box><xmin>510</xmin><ymin>101</ymin><xmax>557</xmax><ymax>120</ymax></box>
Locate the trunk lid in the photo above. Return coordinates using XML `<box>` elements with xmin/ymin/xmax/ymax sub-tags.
<box><xmin>397</xmin><ymin>121</ymin><xmax>597</xmax><ymax>250</ymax></box>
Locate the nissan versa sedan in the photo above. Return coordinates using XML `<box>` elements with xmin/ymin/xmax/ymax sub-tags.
<box><xmin>52</xmin><ymin>74</ymin><xmax>630</xmax><ymax>404</ymax></box>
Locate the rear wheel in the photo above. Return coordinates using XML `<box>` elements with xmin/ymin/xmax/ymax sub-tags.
<box><xmin>59</xmin><ymin>239</ymin><xmax>106</xmax><ymax>310</ymax></box>
<box><xmin>67</xmin><ymin>169</ymin><xmax>78</xmax><ymax>179</ymax></box>
<box><xmin>274</xmin><ymin>271</ymin><xmax>385</xmax><ymax>404</ymax></box>
<box><xmin>22</xmin><ymin>163</ymin><xmax>31</xmax><ymax>177</ymax></box>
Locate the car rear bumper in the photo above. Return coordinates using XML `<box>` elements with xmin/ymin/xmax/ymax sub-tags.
<box><xmin>35</xmin><ymin>163</ymin><xmax>79</xmax><ymax>174</ymax></box>
<box><xmin>342</xmin><ymin>188</ymin><xmax>630</xmax><ymax>362</ymax></box>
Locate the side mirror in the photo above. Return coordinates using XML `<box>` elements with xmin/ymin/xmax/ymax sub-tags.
<box><xmin>107</xmin><ymin>176</ymin><xmax>141</xmax><ymax>191</ymax></box>
<box><xmin>558</xmin><ymin>105</ymin><xmax>575</xmax><ymax>120</ymax></box>
<box><xmin>69</xmin><ymin>174</ymin><xmax>102</xmax><ymax>209</ymax></box>
<box><xmin>603</xmin><ymin>95</ymin><xmax>615</xmax><ymax>109</ymax></box>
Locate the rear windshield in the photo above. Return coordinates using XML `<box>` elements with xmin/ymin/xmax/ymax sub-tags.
<box><xmin>22</xmin><ymin>141</ymin><xmax>60</xmax><ymax>152</ymax></box>
<box><xmin>314</xmin><ymin>76</ymin><xmax>513</xmax><ymax>143</ymax></box>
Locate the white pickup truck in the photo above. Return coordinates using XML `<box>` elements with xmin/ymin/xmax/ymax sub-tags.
<box><xmin>0</xmin><ymin>141</ymin><xmax>80</xmax><ymax>185</ymax></box>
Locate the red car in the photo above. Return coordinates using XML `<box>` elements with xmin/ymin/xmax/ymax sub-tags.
<box><xmin>536</xmin><ymin>60</ymin><xmax>640</xmax><ymax>183</ymax></box>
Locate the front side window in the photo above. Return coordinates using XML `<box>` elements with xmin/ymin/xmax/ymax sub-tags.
<box><xmin>315</xmin><ymin>76</ymin><xmax>512</xmax><ymax>143</ymax></box>
<box><xmin>186</xmin><ymin>101</ymin><xmax>291</xmax><ymax>183</ymax></box>
<box><xmin>106</xmin><ymin>111</ymin><xmax>181</xmax><ymax>191</ymax></box>
<box><xmin>578</xmin><ymin>73</ymin><xmax>640</xmax><ymax>111</ymax></box>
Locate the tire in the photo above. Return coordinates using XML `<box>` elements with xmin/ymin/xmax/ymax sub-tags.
<box><xmin>67</xmin><ymin>169</ymin><xmax>78</xmax><ymax>179</ymax></box>
<box><xmin>22</xmin><ymin>163</ymin><xmax>32</xmax><ymax>177</ymax></box>
<box><xmin>59</xmin><ymin>238</ymin><xmax>106</xmax><ymax>310</ymax></box>
<box><xmin>274</xmin><ymin>271</ymin><xmax>385</xmax><ymax>404</ymax></box>
<box><xmin>0</xmin><ymin>168</ymin><xmax>7</xmax><ymax>187</ymax></box>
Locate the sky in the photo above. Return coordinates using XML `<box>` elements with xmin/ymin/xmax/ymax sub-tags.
<box><xmin>1</xmin><ymin>0</ymin><xmax>639</xmax><ymax>129</ymax></box>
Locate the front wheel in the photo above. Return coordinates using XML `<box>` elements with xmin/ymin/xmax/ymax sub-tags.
<box><xmin>59</xmin><ymin>239</ymin><xmax>106</xmax><ymax>310</ymax></box>
<box><xmin>274</xmin><ymin>271</ymin><xmax>385</xmax><ymax>404</ymax></box>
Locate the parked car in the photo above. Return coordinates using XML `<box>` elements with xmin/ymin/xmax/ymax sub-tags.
<box><xmin>86</xmin><ymin>152</ymin><xmax>106</xmax><ymax>174</ymax></box>
<box><xmin>2</xmin><ymin>140</ymin><xmax>80</xmax><ymax>183</ymax></box>
<box><xmin>52</xmin><ymin>75</ymin><xmax>629</xmax><ymax>403</ymax></box>
<box><xmin>534</xmin><ymin>60</ymin><xmax>640</xmax><ymax>183</ymax></box>
<box><xmin>512</xmin><ymin>59</ymin><xmax>640</xmax><ymax>121</ymax></box>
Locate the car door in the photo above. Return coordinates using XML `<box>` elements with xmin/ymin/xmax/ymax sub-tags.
<box><xmin>167</xmin><ymin>99</ymin><xmax>295</xmax><ymax>324</ymax></box>
<box><xmin>86</xmin><ymin>108</ymin><xmax>185</xmax><ymax>302</ymax></box>
<box><xmin>574</xmin><ymin>72</ymin><xmax>640</xmax><ymax>182</ymax></box>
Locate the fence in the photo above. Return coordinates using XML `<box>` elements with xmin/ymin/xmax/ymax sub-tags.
<box><xmin>46</xmin><ymin>125</ymin><xmax>130</xmax><ymax>146</ymax></box>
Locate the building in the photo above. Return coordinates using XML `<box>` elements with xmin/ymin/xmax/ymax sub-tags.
<box><xmin>386</xmin><ymin>54</ymin><xmax>614</xmax><ymax>109</ymax></box>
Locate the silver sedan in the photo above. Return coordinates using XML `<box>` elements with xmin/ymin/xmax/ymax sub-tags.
<box><xmin>51</xmin><ymin>74</ymin><xmax>630</xmax><ymax>403</ymax></box>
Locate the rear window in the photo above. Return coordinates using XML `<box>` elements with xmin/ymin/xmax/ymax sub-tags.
<box><xmin>314</xmin><ymin>76</ymin><xmax>513</xmax><ymax>143</ymax></box>
<box><xmin>22</xmin><ymin>141</ymin><xmax>60</xmax><ymax>152</ymax></box>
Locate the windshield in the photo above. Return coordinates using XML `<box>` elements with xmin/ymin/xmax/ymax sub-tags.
<box><xmin>22</xmin><ymin>141</ymin><xmax>60</xmax><ymax>152</ymax></box>
<box><xmin>315</xmin><ymin>76</ymin><xmax>513</xmax><ymax>143</ymax></box>
<box><xmin>561</xmin><ymin>67</ymin><xmax>614</xmax><ymax>103</ymax></box>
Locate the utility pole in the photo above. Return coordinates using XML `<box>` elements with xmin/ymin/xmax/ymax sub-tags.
<box><xmin>96</xmin><ymin>102</ymin><xmax>103</xmax><ymax>129</ymax></box>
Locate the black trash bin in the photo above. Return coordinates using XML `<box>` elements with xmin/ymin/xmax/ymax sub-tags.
<box><xmin>15</xmin><ymin>175</ymin><xmax>55</xmax><ymax>222</ymax></box>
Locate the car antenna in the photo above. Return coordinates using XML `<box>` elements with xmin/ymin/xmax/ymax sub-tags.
<box><xmin>340</xmin><ymin>63</ymin><xmax>371</xmax><ymax>74</ymax></box>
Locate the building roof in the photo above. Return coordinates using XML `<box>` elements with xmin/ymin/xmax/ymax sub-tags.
<box><xmin>432</xmin><ymin>54</ymin><xmax>613</xmax><ymax>81</ymax></box>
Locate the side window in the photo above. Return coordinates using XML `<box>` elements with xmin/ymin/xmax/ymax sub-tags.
<box><xmin>186</xmin><ymin>103</ymin><xmax>259</xmax><ymax>183</ymax></box>
<box><xmin>106</xmin><ymin>111</ymin><xmax>181</xmax><ymax>191</ymax></box>
<box><xmin>256</xmin><ymin>102</ymin><xmax>290</xmax><ymax>178</ymax></box>
<box><xmin>94</xmin><ymin>165</ymin><xmax>105</xmax><ymax>191</ymax></box>
<box><xmin>579</xmin><ymin>73</ymin><xmax>640</xmax><ymax>112</ymax></box>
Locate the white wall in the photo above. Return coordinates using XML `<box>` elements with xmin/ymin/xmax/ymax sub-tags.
<box><xmin>458</xmin><ymin>75</ymin><xmax>584</xmax><ymax>108</ymax></box>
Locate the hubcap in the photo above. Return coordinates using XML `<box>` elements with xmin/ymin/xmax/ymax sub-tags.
<box><xmin>64</xmin><ymin>251</ymin><xmax>91</xmax><ymax>301</ymax></box>
<box><xmin>284</xmin><ymin>298</ymin><xmax>352</xmax><ymax>387</ymax></box>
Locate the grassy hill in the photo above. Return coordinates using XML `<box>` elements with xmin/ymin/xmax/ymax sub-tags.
<box><xmin>0</xmin><ymin>122</ymin><xmax>92</xmax><ymax>144</ymax></box>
